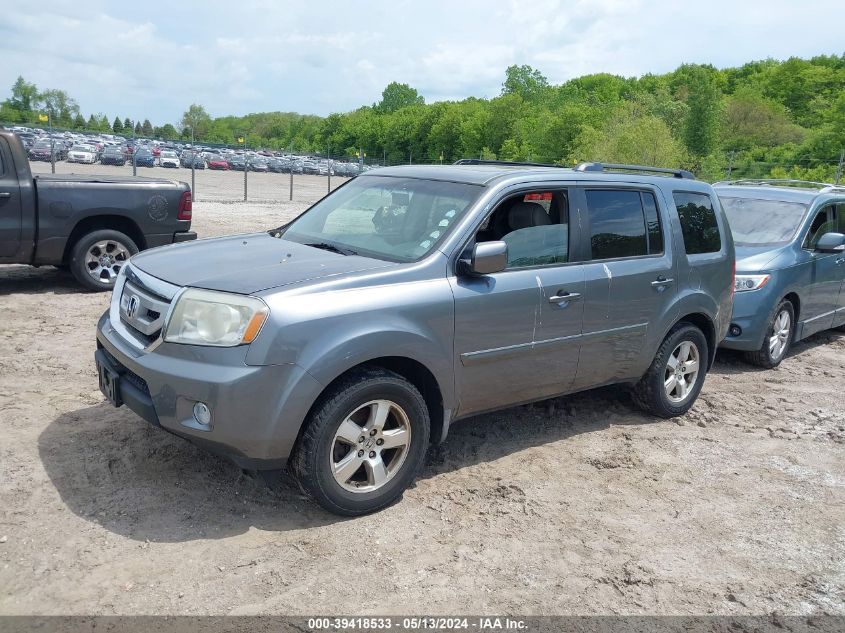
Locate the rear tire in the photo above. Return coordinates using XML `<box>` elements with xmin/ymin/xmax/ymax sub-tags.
<box><xmin>745</xmin><ymin>300</ymin><xmax>794</xmax><ymax>368</ymax></box>
<box><xmin>290</xmin><ymin>367</ymin><xmax>430</xmax><ymax>516</ymax></box>
<box><xmin>69</xmin><ymin>229</ymin><xmax>138</xmax><ymax>292</ymax></box>
<box><xmin>632</xmin><ymin>323</ymin><xmax>709</xmax><ymax>418</ymax></box>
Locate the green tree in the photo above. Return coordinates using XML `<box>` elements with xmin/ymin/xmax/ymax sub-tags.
<box><xmin>501</xmin><ymin>64</ymin><xmax>550</xmax><ymax>102</ymax></box>
<box><xmin>181</xmin><ymin>104</ymin><xmax>212</xmax><ymax>139</ymax></box>
<box><xmin>86</xmin><ymin>114</ymin><xmax>97</xmax><ymax>129</ymax></box>
<box><xmin>112</xmin><ymin>116</ymin><xmax>124</xmax><ymax>134</ymax></box>
<box><xmin>375</xmin><ymin>82</ymin><xmax>424</xmax><ymax>114</ymax></box>
<box><xmin>40</xmin><ymin>89</ymin><xmax>80</xmax><ymax>126</ymax></box>
<box><xmin>72</xmin><ymin>113</ymin><xmax>86</xmax><ymax>129</ymax></box>
<box><xmin>134</xmin><ymin>122</ymin><xmax>142</xmax><ymax>135</ymax></box>
<box><xmin>677</xmin><ymin>65</ymin><xmax>723</xmax><ymax>158</ymax></box>
<box><xmin>141</xmin><ymin>119</ymin><xmax>153</xmax><ymax>136</ymax></box>
<box><xmin>123</xmin><ymin>117</ymin><xmax>132</xmax><ymax>131</ymax></box>
<box><xmin>6</xmin><ymin>76</ymin><xmax>40</xmax><ymax>112</ymax></box>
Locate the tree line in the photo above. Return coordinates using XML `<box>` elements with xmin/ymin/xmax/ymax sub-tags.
<box><xmin>3</xmin><ymin>54</ymin><xmax>844</xmax><ymax>181</ymax></box>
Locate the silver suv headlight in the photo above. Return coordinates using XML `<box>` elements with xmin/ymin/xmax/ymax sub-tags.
<box><xmin>164</xmin><ymin>288</ymin><xmax>269</xmax><ymax>347</ymax></box>
<box><xmin>734</xmin><ymin>274</ymin><xmax>770</xmax><ymax>292</ymax></box>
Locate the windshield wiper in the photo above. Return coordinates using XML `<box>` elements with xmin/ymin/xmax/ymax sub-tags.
<box><xmin>304</xmin><ymin>242</ymin><xmax>358</xmax><ymax>256</ymax></box>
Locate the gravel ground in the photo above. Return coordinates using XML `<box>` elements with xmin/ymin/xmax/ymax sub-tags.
<box><xmin>0</xmin><ymin>163</ymin><xmax>843</xmax><ymax>616</ymax></box>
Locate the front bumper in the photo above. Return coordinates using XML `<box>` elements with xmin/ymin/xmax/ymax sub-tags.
<box><xmin>95</xmin><ymin>311</ymin><xmax>324</xmax><ymax>469</ymax></box>
<box><xmin>719</xmin><ymin>283</ymin><xmax>779</xmax><ymax>351</ymax></box>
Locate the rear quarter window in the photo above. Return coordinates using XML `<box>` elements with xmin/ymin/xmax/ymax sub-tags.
<box><xmin>673</xmin><ymin>192</ymin><xmax>721</xmax><ymax>254</ymax></box>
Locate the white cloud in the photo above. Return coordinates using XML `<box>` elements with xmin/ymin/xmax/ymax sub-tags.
<box><xmin>0</xmin><ymin>0</ymin><xmax>842</xmax><ymax>126</ymax></box>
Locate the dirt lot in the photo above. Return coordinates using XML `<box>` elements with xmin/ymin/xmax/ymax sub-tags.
<box><xmin>1</xmin><ymin>163</ymin><xmax>844</xmax><ymax>616</ymax></box>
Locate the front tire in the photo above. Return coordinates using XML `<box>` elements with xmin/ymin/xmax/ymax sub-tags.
<box><xmin>632</xmin><ymin>323</ymin><xmax>709</xmax><ymax>418</ymax></box>
<box><xmin>69</xmin><ymin>229</ymin><xmax>138</xmax><ymax>291</ymax></box>
<box><xmin>291</xmin><ymin>367</ymin><xmax>430</xmax><ymax>516</ymax></box>
<box><xmin>745</xmin><ymin>300</ymin><xmax>794</xmax><ymax>368</ymax></box>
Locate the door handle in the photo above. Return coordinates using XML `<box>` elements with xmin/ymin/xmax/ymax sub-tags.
<box><xmin>0</xmin><ymin>192</ymin><xmax>11</xmax><ymax>199</ymax></box>
<box><xmin>651</xmin><ymin>277</ymin><xmax>674</xmax><ymax>286</ymax></box>
<box><xmin>549</xmin><ymin>291</ymin><xmax>581</xmax><ymax>304</ymax></box>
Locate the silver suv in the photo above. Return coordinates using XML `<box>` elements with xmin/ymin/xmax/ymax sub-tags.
<box><xmin>95</xmin><ymin>161</ymin><xmax>735</xmax><ymax>515</ymax></box>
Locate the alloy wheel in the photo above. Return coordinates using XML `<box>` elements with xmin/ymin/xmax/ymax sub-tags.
<box><xmin>664</xmin><ymin>341</ymin><xmax>700</xmax><ymax>404</ymax></box>
<box><xmin>768</xmin><ymin>309</ymin><xmax>791</xmax><ymax>361</ymax></box>
<box><xmin>84</xmin><ymin>240</ymin><xmax>130</xmax><ymax>284</ymax></box>
<box><xmin>330</xmin><ymin>399</ymin><xmax>412</xmax><ymax>493</ymax></box>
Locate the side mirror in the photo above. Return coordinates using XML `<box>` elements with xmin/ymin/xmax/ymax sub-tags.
<box><xmin>460</xmin><ymin>241</ymin><xmax>508</xmax><ymax>275</ymax></box>
<box><xmin>815</xmin><ymin>232</ymin><xmax>845</xmax><ymax>253</ymax></box>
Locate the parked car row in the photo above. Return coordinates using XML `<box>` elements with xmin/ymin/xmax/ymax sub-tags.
<box><xmin>8</xmin><ymin>125</ymin><xmax>369</xmax><ymax>176</ymax></box>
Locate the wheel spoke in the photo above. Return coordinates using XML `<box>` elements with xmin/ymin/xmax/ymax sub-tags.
<box><xmin>333</xmin><ymin>452</ymin><xmax>363</xmax><ymax>483</ymax></box>
<box><xmin>380</xmin><ymin>427</ymin><xmax>410</xmax><ymax>450</ymax></box>
<box><xmin>685</xmin><ymin>359</ymin><xmax>699</xmax><ymax>375</ymax></box>
<box><xmin>368</xmin><ymin>400</ymin><xmax>391</xmax><ymax>431</ymax></box>
<box><xmin>336</xmin><ymin>418</ymin><xmax>363</xmax><ymax>445</ymax></box>
<box><xmin>664</xmin><ymin>374</ymin><xmax>678</xmax><ymax>393</ymax></box>
<box><xmin>365</xmin><ymin>457</ymin><xmax>388</xmax><ymax>487</ymax></box>
<box><xmin>666</xmin><ymin>354</ymin><xmax>679</xmax><ymax>370</ymax></box>
<box><xmin>678</xmin><ymin>342</ymin><xmax>691</xmax><ymax>362</ymax></box>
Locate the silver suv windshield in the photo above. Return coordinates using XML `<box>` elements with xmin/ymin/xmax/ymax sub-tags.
<box><xmin>280</xmin><ymin>175</ymin><xmax>482</xmax><ymax>262</ymax></box>
<box><xmin>720</xmin><ymin>196</ymin><xmax>808</xmax><ymax>246</ymax></box>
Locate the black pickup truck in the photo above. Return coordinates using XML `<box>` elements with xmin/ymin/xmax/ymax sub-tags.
<box><xmin>0</xmin><ymin>129</ymin><xmax>196</xmax><ymax>290</ymax></box>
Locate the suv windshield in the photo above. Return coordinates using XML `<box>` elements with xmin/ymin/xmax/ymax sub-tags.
<box><xmin>280</xmin><ymin>175</ymin><xmax>482</xmax><ymax>262</ymax></box>
<box><xmin>720</xmin><ymin>196</ymin><xmax>808</xmax><ymax>246</ymax></box>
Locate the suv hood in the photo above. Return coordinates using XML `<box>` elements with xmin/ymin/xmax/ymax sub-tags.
<box><xmin>735</xmin><ymin>244</ymin><xmax>789</xmax><ymax>272</ymax></box>
<box><xmin>130</xmin><ymin>232</ymin><xmax>396</xmax><ymax>294</ymax></box>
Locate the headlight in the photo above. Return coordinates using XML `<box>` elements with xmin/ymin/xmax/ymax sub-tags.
<box><xmin>164</xmin><ymin>288</ymin><xmax>269</xmax><ymax>347</ymax></box>
<box><xmin>735</xmin><ymin>274</ymin><xmax>770</xmax><ymax>292</ymax></box>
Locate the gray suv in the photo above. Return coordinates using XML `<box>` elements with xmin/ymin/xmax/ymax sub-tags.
<box><xmin>95</xmin><ymin>161</ymin><xmax>735</xmax><ymax>515</ymax></box>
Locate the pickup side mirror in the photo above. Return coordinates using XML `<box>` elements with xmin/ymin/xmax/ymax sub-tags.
<box><xmin>459</xmin><ymin>241</ymin><xmax>508</xmax><ymax>275</ymax></box>
<box><xmin>815</xmin><ymin>232</ymin><xmax>845</xmax><ymax>253</ymax></box>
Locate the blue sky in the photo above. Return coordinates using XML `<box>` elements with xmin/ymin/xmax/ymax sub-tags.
<box><xmin>2</xmin><ymin>0</ymin><xmax>843</xmax><ymax>126</ymax></box>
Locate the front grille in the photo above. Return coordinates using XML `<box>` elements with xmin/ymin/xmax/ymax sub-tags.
<box><xmin>119</xmin><ymin>280</ymin><xmax>171</xmax><ymax>341</ymax></box>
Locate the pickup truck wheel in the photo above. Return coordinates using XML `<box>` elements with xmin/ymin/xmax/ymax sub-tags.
<box><xmin>745</xmin><ymin>300</ymin><xmax>794</xmax><ymax>368</ymax></box>
<box><xmin>69</xmin><ymin>229</ymin><xmax>138</xmax><ymax>291</ymax></box>
<box><xmin>632</xmin><ymin>323</ymin><xmax>709</xmax><ymax>418</ymax></box>
<box><xmin>291</xmin><ymin>367</ymin><xmax>430</xmax><ymax>516</ymax></box>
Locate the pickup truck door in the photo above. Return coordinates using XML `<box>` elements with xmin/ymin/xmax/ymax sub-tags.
<box><xmin>0</xmin><ymin>136</ymin><xmax>23</xmax><ymax>258</ymax></box>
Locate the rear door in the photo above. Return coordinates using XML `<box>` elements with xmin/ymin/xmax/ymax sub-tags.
<box><xmin>0</xmin><ymin>137</ymin><xmax>23</xmax><ymax>258</ymax></box>
<box><xmin>572</xmin><ymin>185</ymin><xmax>678</xmax><ymax>390</ymax></box>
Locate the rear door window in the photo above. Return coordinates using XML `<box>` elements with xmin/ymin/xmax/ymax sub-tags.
<box><xmin>585</xmin><ymin>189</ymin><xmax>663</xmax><ymax>260</ymax></box>
<box><xmin>673</xmin><ymin>192</ymin><xmax>721</xmax><ymax>254</ymax></box>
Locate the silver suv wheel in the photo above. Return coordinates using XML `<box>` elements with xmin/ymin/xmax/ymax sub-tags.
<box><xmin>664</xmin><ymin>341</ymin><xmax>700</xmax><ymax>404</ymax></box>
<box><xmin>330</xmin><ymin>399</ymin><xmax>412</xmax><ymax>493</ymax></box>
<box><xmin>768</xmin><ymin>309</ymin><xmax>791</xmax><ymax>361</ymax></box>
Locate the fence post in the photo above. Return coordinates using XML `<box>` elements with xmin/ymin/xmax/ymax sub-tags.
<box><xmin>327</xmin><ymin>146</ymin><xmax>331</xmax><ymax>194</ymax></box>
<box><xmin>243</xmin><ymin>137</ymin><xmax>248</xmax><ymax>202</ymax></box>
<box><xmin>836</xmin><ymin>149</ymin><xmax>844</xmax><ymax>185</ymax></box>
<box><xmin>726</xmin><ymin>150</ymin><xmax>735</xmax><ymax>178</ymax></box>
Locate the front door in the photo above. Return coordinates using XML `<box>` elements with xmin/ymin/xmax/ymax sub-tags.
<box><xmin>802</xmin><ymin>204</ymin><xmax>842</xmax><ymax>337</ymax></box>
<box><xmin>451</xmin><ymin>187</ymin><xmax>583</xmax><ymax>416</ymax></box>
<box><xmin>0</xmin><ymin>137</ymin><xmax>23</xmax><ymax>258</ymax></box>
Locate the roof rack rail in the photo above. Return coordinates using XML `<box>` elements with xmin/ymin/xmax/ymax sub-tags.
<box><xmin>712</xmin><ymin>178</ymin><xmax>845</xmax><ymax>194</ymax></box>
<box><xmin>453</xmin><ymin>158</ymin><xmax>561</xmax><ymax>168</ymax></box>
<box><xmin>575</xmin><ymin>162</ymin><xmax>695</xmax><ymax>179</ymax></box>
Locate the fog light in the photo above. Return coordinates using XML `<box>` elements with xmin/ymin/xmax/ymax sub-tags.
<box><xmin>192</xmin><ymin>402</ymin><xmax>212</xmax><ymax>426</ymax></box>
<box><xmin>729</xmin><ymin>324</ymin><xmax>742</xmax><ymax>337</ymax></box>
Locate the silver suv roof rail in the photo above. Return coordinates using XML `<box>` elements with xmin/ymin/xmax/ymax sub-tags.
<box><xmin>713</xmin><ymin>179</ymin><xmax>845</xmax><ymax>194</ymax></box>
<box><xmin>575</xmin><ymin>162</ymin><xmax>695</xmax><ymax>180</ymax></box>
<box><xmin>454</xmin><ymin>159</ymin><xmax>695</xmax><ymax>180</ymax></box>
